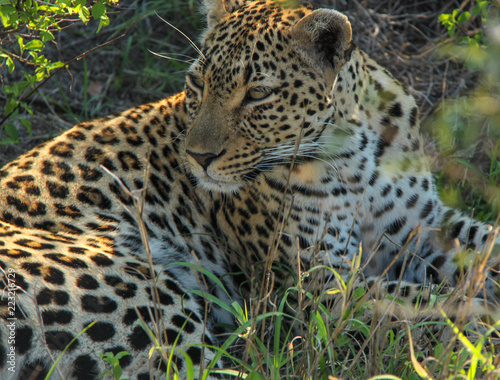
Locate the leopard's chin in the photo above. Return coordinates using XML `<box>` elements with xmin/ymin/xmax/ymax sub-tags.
<box><xmin>196</xmin><ymin>175</ymin><xmax>243</xmax><ymax>194</ymax></box>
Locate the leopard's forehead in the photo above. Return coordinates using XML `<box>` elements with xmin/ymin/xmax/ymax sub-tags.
<box><xmin>206</xmin><ymin>1</ymin><xmax>312</xmax><ymax>35</ymax></box>
<box><xmin>197</xmin><ymin>1</ymin><xmax>315</xmax><ymax>86</ymax></box>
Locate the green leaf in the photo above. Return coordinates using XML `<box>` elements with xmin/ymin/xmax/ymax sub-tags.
<box><xmin>352</xmin><ymin>285</ymin><xmax>366</xmax><ymax>299</ymax></box>
<box><xmin>114</xmin><ymin>351</ymin><xmax>130</xmax><ymax>361</ymax></box>
<box><xmin>474</xmin><ymin>1</ymin><xmax>489</xmax><ymax>18</ymax></box>
<box><xmin>20</xmin><ymin>118</ymin><xmax>32</xmax><ymax>134</ymax></box>
<box><xmin>113</xmin><ymin>365</ymin><xmax>123</xmax><ymax>380</ymax></box>
<box><xmin>40</xmin><ymin>30</ymin><xmax>54</xmax><ymax>42</ymax></box>
<box><xmin>3</xmin><ymin>84</ymin><xmax>12</xmax><ymax>94</ymax></box>
<box><xmin>22</xmin><ymin>71</ymin><xmax>37</xmax><ymax>87</ymax></box>
<box><xmin>468</xmin><ymin>38</ymin><xmax>479</xmax><ymax>48</ymax></box>
<box><xmin>91</xmin><ymin>2</ymin><xmax>106</xmax><ymax>20</ymax></box>
<box><xmin>5</xmin><ymin>124</ymin><xmax>19</xmax><ymax>141</ymax></box>
<box><xmin>99</xmin><ymin>352</ymin><xmax>113</xmax><ymax>363</ymax></box>
<box><xmin>438</xmin><ymin>14</ymin><xmax>451</xmax><ymax>23</ymax></box>
<box><xmin>97</xmin><ymin>14</ymin><xmax>110</xmax><ymax>33</ymax></box>
<box><xmin>6</xmin><ymin>55</ymin><xmax>15</xmax><ymax>73</ymax></box>
<box><xmin>0</xmin><ymin>138</ymin><xmax>17</xmax><ymax>145</ymax></box>
<box><xmin>25</xmin><ymin>39</ymin><xmax>44</xmax><ymax>51</ymax></box>
<box><xmin>457</xmin><ymin>11</ymin><xmax>471</xmax><ymax>25</ymax></box>
<box><xmin>46</xmin><ymin>61</ymin><xmax>65</xmax><ymax>71</ymax></box>
<box><xmin>448</xmin><ymin>24</ymin><xmax>456</xmax><ymax>37</ymax></box>
<box><xmin>5</xmin><ymin>83</ymin><xmax>16</xmax><ymax>95</ymax></box>
<box><xmin>96</xmin><ymin>14</ymin><xmax>109</xmax><ymax>33</ymax></box>
<box><xmin>79</xmin><ymin>6</ymin><xmax>90</xmax><ymax>23</ymax></box>
<box><xmin>20</xmin><ymin>102</ymin><xmax>33</xmax><ymax>116</ymax></box>
<box><xmin>0</xmin><ymin>54</ymin><xmax>15</xmax><ymax>73</ymax></box>
<box><xmin>75</xmin><ymin>0</ymin><xmax>89</xmax><ymax>23</ymax></box>
<box><xmin>0</xmin><ymin>5</ymin><xmax>17</xmax><ymax>27</ymax></box>
<box><xmin>473</xmin><ymin>4</ymin><xmax>481</xmax><ymax>18</ymax></box>
<box><xmin>17</xmin><ymin>35</ymin><xmax>24</xmax><ymax>54</ymax></box>
<box><xmin>4</xmin><ymin>100</ymin><xmax>18</xmax><ymax>114</ymax></box>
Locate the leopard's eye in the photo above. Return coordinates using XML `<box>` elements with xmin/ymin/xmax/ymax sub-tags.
<box><xmin>246</xmin><ymin>87</ymin><xmax>272</xmax><ymax>101</ymax></box>
<box><xmin>187</xmin><ymin>74</ymin><xmax>204</xmax><ymax>91</ymax></box>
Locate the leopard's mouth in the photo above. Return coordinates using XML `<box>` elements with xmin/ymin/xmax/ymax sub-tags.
<box><xmin>185</xmin><ymin>149</ymin><xmax>259</xmax><ymax>193</ymax></box>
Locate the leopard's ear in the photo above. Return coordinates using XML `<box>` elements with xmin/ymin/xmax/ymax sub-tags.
<box><xmin>291</xmin><ymin>9</ymin><xmax>352</xmax><ymax>85</ymax></box>
<box><xmin>203</xmin><ymin>0</ymin><xmax>244</xmax><ymax>28</ymax></box>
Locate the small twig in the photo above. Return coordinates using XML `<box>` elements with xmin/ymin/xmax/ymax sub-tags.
<box><xmin>35</xmin><ymin>0</ymin><xmax>63</xmax><ymax>8</ymax></box>
<box><xmin>0</xmin><ymin>49</ymin><xmax>38</xmax><ymax>66</ymax></box>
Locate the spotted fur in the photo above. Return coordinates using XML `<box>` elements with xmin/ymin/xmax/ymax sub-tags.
<box><xmin>1</xmin><ymin>1</ymin><xmax>499</xmax><ymax>379</ymax></box>
<box><xmin>0</xmin><ymin>221</ymin><xmax>225</xmax><ymax>379</ymax></box>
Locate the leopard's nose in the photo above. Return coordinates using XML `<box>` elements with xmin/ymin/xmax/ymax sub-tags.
<box><xmin>186</xmin><ymin>150</ymin><xmax>225</xmax><ymax>171</ymax></box>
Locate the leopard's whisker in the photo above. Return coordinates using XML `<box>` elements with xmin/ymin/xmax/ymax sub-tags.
<box><xmin>148</xmin><ymin>50</ymin><xmax>199</xmax><ymax>64</ymax></box>
<box><xmin>155</xmin><ymin>12</ymin><xmax>206</xmax><ymax>62</ymax></box>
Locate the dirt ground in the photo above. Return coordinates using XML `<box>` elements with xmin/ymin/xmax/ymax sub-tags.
<box><xmin>0</xmin><ymin>0</ymin><xmax>489</xmax><ymax>169</ymax></box>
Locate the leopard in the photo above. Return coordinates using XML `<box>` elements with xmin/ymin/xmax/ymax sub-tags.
<box><xmin>1</xmin><ymin>0</ymin><xmax>499</xmax><ymax>379</ymax></box>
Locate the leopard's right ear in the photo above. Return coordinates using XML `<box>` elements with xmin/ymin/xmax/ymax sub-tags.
<box><xmin>202</xmin><ymin>0</ymin><xmax>244</xmax><ymax>28</ymax></box>
<box><xmin>291</xmin><ymin>9</ymin><xmax>352</xmax><ymax>86</ymax></box>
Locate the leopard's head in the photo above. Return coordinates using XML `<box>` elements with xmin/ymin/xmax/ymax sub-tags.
<box><xmin>185</xmin><ymin>0</ymin><xmax>352</xmax><ymax>193</ymax></box>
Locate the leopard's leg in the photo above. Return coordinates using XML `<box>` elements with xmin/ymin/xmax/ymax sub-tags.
<box><xmin>419</xmin><ymin>206</ymin><xmax>500</xmax><ymax>300</ymax></box>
